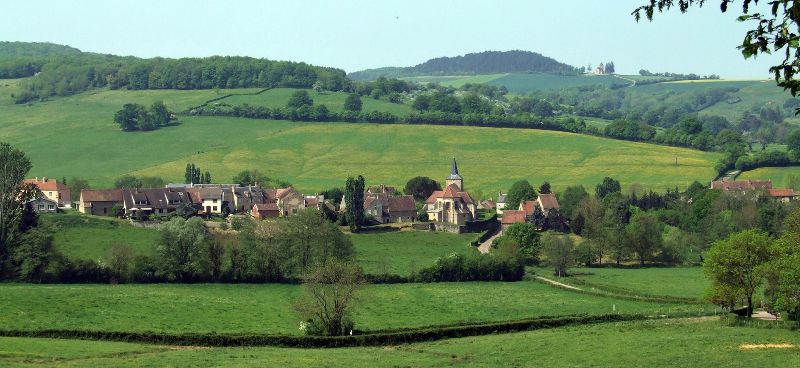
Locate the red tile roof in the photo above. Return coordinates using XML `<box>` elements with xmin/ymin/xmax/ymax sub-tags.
<box><xmin>24</xmin><ymin>178</ymin><xmax>67</xmax><ymax>191</ymax></box>
<box><xmin>711</xmin><ymin>180</ymin><xmax>772</xmax><ymax>191</ymax></box>
<box><xmin>501</xmin><ymin>210</ymin><xmax>527</xmax><ymax>225</ymax></box>
<box><xmin>519</xmin><ymin>200</ymin><xmax>536</xmax><ymax>216</ymax></box>
<box><xmin>768</xmin><ymin>188</ymin><xmax>796</xmax><ymax>197</ymax></box>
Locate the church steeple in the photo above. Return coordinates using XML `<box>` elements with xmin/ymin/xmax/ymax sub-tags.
<box><xmin>446</xmin><ymin>157</ymin><xmax>463</xmax><ymax>190</ymax></box>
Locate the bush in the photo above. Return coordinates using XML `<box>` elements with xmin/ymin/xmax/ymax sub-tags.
<box><xmin>413</xmin><ymin>251</ymin><xmax>524</xmax><ymax>282</ymax></box>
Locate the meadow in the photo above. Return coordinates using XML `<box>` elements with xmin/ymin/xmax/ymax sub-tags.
<box><xmin>0</xmin><ymin>282</ymin><xmax>712</xmax><ymax>335</ymax></box>
<box><xmin>1</xmin><ymin>318</ymin><xmax>797</xmax><ymax>367</ymax></box>
<box><xmin>350</xmin><ymin>230</ymin><xmax>474</xmax><ymax>275</ymax></box>
<box><xmin>739</xmin><ymin>166</ymin><xmax>800</xmax><ymax>189</ymax></box>
<box><xmin>486</xmin><ymin>73</ymin><xmax>630</xmax><ymax>93</ymax></box>
<box><xmin>399</xmin><ymin>73</ymin><xmax>508</xmax><ymax>88</ymax></box>
<box><xmin>217</xmin><ymin>87</ymin><xmax>414</xmax><ymax>116</ymax></box>
<box><xmin>47</xmin><ymin>212</ymin><xmax>475</xmax><ymax>275</ymax></box>
<box><xmin>534</xmin><ymin>266</ymin><xmax>709</xmax><ymax>300</ymax></box>
<box><xmin>0</xmin><ymin>86</ymin><xmax>722</xmax><ymax>196</ymax></box>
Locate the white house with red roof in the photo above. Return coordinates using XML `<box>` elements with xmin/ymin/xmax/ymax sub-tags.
<box><xmin>24</xmin><ymin>177</ymin><xmax>71</xmax><ymax>207</ymax></box>
<box><xmin>425</xmin><ymin>158</ymin><xmax>477</xmax><ymax>225</ymax></box>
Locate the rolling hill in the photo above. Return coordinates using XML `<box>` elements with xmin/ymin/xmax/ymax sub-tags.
<box><xmin>349</xmin><ymin>50</ymin><xmax>578</xmax><ymax>80</ymax></box>
<box><xmin>0</xmin><ymin>83</ymin><xmax>721</xmax><ymax>197</ymax></box>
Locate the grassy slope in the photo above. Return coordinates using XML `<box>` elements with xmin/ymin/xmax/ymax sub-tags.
<box><xmin>2</xmin><ymin>318</ymin><xmax>797</xmax><ymax>367</ymax></box>
<box><xmin>219</xmin><ymin>88</ymin><xmax>413</xmax><ymax>116</ymax></box>
<box><xmin>0</xmin><ymin>86</ymin><xmax>721</xmax><ymax>196</ymax></box>
<box><xmin>0</xmin><ymin>282</ymin><xmax>710</xmax><ymax>335</ymax></box>
<box><xmin>488</xmin><ymin>73</ymin><xmax>630</xmax><ymax>93</ymax></box>
<box><xmin>739</xmin><ymin>166</ymin><xmax>800</xmax><ymax>189</ymax></box>
<box><xmin>43</xmin><ymin>213</ymin><xmax>157</xmax><ymax>259</ymax></box>
<box><xmin>399</xmin><ymin>73</ymin><xmax>508</xmax><ymax>88</ymax></box>
<box><xmin>551</xmin><ymin>266</ymin><xmax>709</xmax><ymax>299</ymax></box>
<box><xmin>351</xmin><ymin>230</ymin><xmax>474</xmax><ymax>275</ymax></box>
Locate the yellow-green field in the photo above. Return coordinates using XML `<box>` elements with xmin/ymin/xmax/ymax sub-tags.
<box><xmin>0</xmin><ymin>86</ymin><xmax>721</xmax><ymax>196</ymax></box>
<box><xmin>739</xmin><ymin>167</ymin><xmax>800</xmax><ymax>189</ymax></box>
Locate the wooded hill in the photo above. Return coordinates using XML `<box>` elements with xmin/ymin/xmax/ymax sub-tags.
<box><xmin>349</xmin><ymin>50</ymin><xmax>578</xmax><ymax>80</ymax></box>
<box><xmin>0</xmin><ymin>42</ymin><xmax>348</xmax><ymax>103</ymax></box>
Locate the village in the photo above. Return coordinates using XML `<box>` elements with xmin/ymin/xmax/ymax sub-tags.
<box><xmin>22</xmin><ymin>157</ymin><xmax>799</xmax><ymax>239</ymax></box>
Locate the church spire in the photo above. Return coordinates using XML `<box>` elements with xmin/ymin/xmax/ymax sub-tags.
<box><xmin>450</xmin><ymin>157</ymin><xmax>459</xmax><ymax>177</ymax></box>
<box><xmin>446</xmin><ymin>157</ymin><xmax>463</xmax><ymax>190</ymax></box>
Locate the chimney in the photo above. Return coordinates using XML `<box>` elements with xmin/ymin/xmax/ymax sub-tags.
<box><xmin>43</xmin><ymin>177</ymin><xmax>48</xmax><ymax>182</ymax></box>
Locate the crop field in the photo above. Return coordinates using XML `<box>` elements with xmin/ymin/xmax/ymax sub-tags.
<box><xmin>0</xmin><ymin>282</ymin><xmax>711</xmax><ymax>335</ymax></box>
<box><xmin>0</xmin><ymin>86</ymin><xmax>721</xmax><ymax>196</ymax></box>
<box><xmin>350</xmin><ymin>230</ymin><xmax>474</xmax><ymax>275</ymax></box>
<box><xmin>217</xmin><ymin>87</ymin><xmax>413</xmax><ymax>116</ymax></box>
<box><xmin>2</xmin><ymin>318</ymin><xmax>797</xmax><ymax>367</ymax></box>
<box><xmin>739</xmin><ymin>166</ymin><xmax>800</xmax><ymax>189</ymax></box>
<box><xmin>486</xmin><ymin>73</ymin><xmax>631</xmax><ymax>93</ymax></box>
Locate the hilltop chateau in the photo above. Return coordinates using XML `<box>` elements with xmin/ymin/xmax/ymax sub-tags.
<box><xmin>425</xmin><ymin>158</ymin><xmax>477</xmax><ymax>225</ymax></box>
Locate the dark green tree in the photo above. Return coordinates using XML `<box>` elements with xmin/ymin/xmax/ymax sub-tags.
<box><xmin>0</xmin><ymin>142</ymin><xmax>34</xmax><ymax>266</ymax></box>
<box><xmin>114</xmin><ymin>175</ymin><xmax>142</xmax><ymax>189</ymax></box>
<box><xmin>404</xmin><ymin>176</ymin><xmax>442</xmax><ymax>201</ymax></box>
<box><xmin>344</xmin><ymin>175</ymin><xmax>365</xmax><ymax>233</ymax></box>
<box><xmin>539</xmin><ymin>181</ymin><xmax>552</xmax><ymax>194</ymax></box>
<box><xmin>202</xmin><ymin>171</ymin><xmax>211</xmax><ymax>184</ymax></box>
<box><xmin>595</xmin><ymin>177</ymin><xmax>621</xmax><ymax>199</ymax></box>
<box><xmin>150</xmin><ymin>101</ymin><xmax>172</xmax><ymax>127</ymax></box>
<box><xmin>505</xmin><ymin>180</ymin><xmax>537</xmax><ymax>210</ymax></box>
<box><xmin>625</xmin><ymin>211</ymin><xmax>664</xmax><ymax>266</ymax></box>
<box><xmin>114</xmin><ymin>103</ymin><xmax>148</xmax><ymax>131</ymax></box>
<box><xmin>288</xmin><ymin>90</ymin><xmax>314</xmax><ymax>108</ymax></box>
<box><xmin>344</xmin><ymin>93</ymin><xmax>362</xmax><ymax>112</ymax></box>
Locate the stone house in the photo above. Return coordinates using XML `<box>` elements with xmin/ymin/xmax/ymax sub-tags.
<box><xmin>425</xmin><ymin>158</ymin><xmax>477</xmax><ymax>225</ymax></box>
<box><xmin>24</xmin><ymin>177</ymin><xmax>71</xmax><ymax>207</ymax></box>
<box><xmin>79</xmin><ymin>189</ymin><xmax>123</xmax><ymax>216</ymax></box>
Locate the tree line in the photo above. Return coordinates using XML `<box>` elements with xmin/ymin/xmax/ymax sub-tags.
<box><xmin>9</xmin><ymin>52</ymin><xmax>348</xmax><ymax>104</ymax></box>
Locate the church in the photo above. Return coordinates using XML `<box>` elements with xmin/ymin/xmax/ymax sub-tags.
<box><xmin>425</xmin><ymin>158</ymin><xmax>477</xmax><ymax>225</ymax></box>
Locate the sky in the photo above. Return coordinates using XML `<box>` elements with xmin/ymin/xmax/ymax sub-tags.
<box><xmin>0</xmin><ymin>0</ymin><xmax>783</xmax><ymax>78</ymax></box>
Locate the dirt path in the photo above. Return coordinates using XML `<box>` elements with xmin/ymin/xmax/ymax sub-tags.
<box><xmin>477</xmin><ymin>229</ymin><xmax>501</xmax><ymax>254</ymax></box>
<box><xmin>535</xmin><ymin>275</ymin><xmax>583</xmax><ymax>291</ymax></box>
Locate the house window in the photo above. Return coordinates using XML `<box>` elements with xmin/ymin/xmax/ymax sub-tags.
<box><xmin>38</xmin><ymin>204</ymin><xmax>44</xmax><ymax>211</ymax></box>
<box><xmin>48</xmin><ymin>204</ymin><xmax>55</xmax><ymax>210</ymax></box>
<box><xmin>103</xmin><ymin>208</ymin><xmax>107</xmax><ymax>214</ymax></box>
<box><xmin>212</xmin><ymin>206</ymin><xmax>218</xmax><ymax>211</ymax></box>
<box><xmin>212</xmin><ymin>199</ymin><xmax>218</xmax><ymax>203</ymax></box>
<box><xmin>49</xmin><ymin>192</ymin><xmax>53</xmax><ymax>197</ymax></box>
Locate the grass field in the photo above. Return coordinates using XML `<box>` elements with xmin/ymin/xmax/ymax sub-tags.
<box><xmin>46</xmin><ymin>212</ymin><xmax>475</xmax><ymax>275</ymax></box>
<box><xmin>2</xmin><ymin>318</ymin><xmax>797</xmax><ymax>367</ymax></box>
<box><xmin>487</xmin><ymin>73</ymin><xmax>630</xmax><ymax>93</ymax></box>
<box><xmin>539</xmin><ymin>266</ymin><xmax>709</xmax><ymax>300</ymax></box>
<box><xmin>43</xmin><ymin>213</ymin><xmax>158</xmax><ymax>260</ymax></box>
<box><xmin>739</xmin><ymin>166</ymin><xmax>800</xmax><ymax>189</ymax></box>
<box><xmin>217</xmin><ymin>88</ymin><xmax>414</xmax><ymax>116</ymax></box>
<box><xmin>0</xmin><ymin>282</ymin><xmax>711</xmax><ymax>335</ymax></box>
<box><xmin>400</xmin><ymin>74</ymin><xmax>508</xmax><ymax>88</ymax></box>
<box><xmin>0</xmin><ymin>86</ymin><xmax>722</xmax><ymax>196</ymax></box>
<box><xmin>350</xmin><ymin>230</ymin><xmax>474</xmax><ymax>275</ymax></box>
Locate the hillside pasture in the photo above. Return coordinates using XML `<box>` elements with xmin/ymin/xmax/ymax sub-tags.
<box><xmin>350</xmin><ymin>230</ymin><xmax>474</xmax><ymax>275</ymax></box>
<box><xmin>2</xmin><ymin>318</ymin><xmax>796</xmax><ymax>367</ymax></box>
<box><xmin>538</xmin><ymin>266</ymin><xmax>709</xmax><ymax>300</ymax></box>
<box><xmin>739</xmin><ymin>166</ymin><xmax>800</xmax><ymax>189</ymax></box>
<box><xmin>43</xmin><ymin>213</ymin><xmax>157</xmax><ymax>260</ymax></box>
<box><xmin>217</xmin><ymin>88</ymin><xmax>413</xmax><ymax>116</ymax></box>
<box><xmin>0</xmin><ymin>282</ymin><xmax>711</xmax><ymax>335</ymax></box>
<box><xmin>400</xmin><ymin>73</ymin><xmax>508</xmax><ymax>88</ymax></box>
<box><xmin>487</xmin><ymin>73</ymin><xmax>631</xmax><ymax>93</ymax></box>
<box><xmin>0</xmin><ymin>88</ymin><xmax>721</xmax><ymax>196</ymax></box>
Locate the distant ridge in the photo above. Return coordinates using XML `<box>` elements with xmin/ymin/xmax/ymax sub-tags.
<box><xmin>349</xmin><ymin>50</ymin><xmax>577</xmax><ymax>80</ymax></box>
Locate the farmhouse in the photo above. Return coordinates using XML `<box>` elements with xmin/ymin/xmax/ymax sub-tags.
<box><xmin>251</xmin><ymin>202</ymin><xmax>280</xmax><ymax>219</ymax></box>
<box><xmin>79</xmin><ymin>189</ymin><xmax>123</xmax><ymax>216</ymax></box>
<box><xmin>500</xmin><ymin>210</ymin><xmax>526</xmax><ymax>230</ymax></box>
<box><xmin>496</xmin><ymin>192</ymin><xmax>508</xmax><ymax>214</ymax></box>
<box><xmin>24</xmin><ymin>177</ymin><xmax>71</xmax><ymax>207</ymax></box>
<box><xmin>26</xmin><ymin>196</ymin><xmax>59</xmax><ymax>213</ymax></box>
<box><xmin>425</xmin><ymin>158</ymin><xmax>477</xmax><ymax>225</ymax></box>
<box><xmin>121</xmin><ymin>188</ymin><xmax>195</xmax><ymax>217</ymax></box>
<box><xmin>364</xmin><ymin>194</ymin><xmax>417</xmax><ymax>223</ymax></box>
<box><xmin>501</xmin><ymin>193</ymin><xmax>562</xmax><ymax>228</ymax></box>
<box><xmin>710</xmin><ymin>180</ymin><xmax>772</xmax><ymax>191</ymax></box>
<box><xmin>768</xmin><ymin>188</ymin><xmax>798</xmax><ymax>202</ymax></box>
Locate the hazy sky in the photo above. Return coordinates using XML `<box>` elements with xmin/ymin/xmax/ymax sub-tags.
<box><xmin>0</xmin><ymin>0</ymin><xmax>783</xmax><ymax>78</ymax></box>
